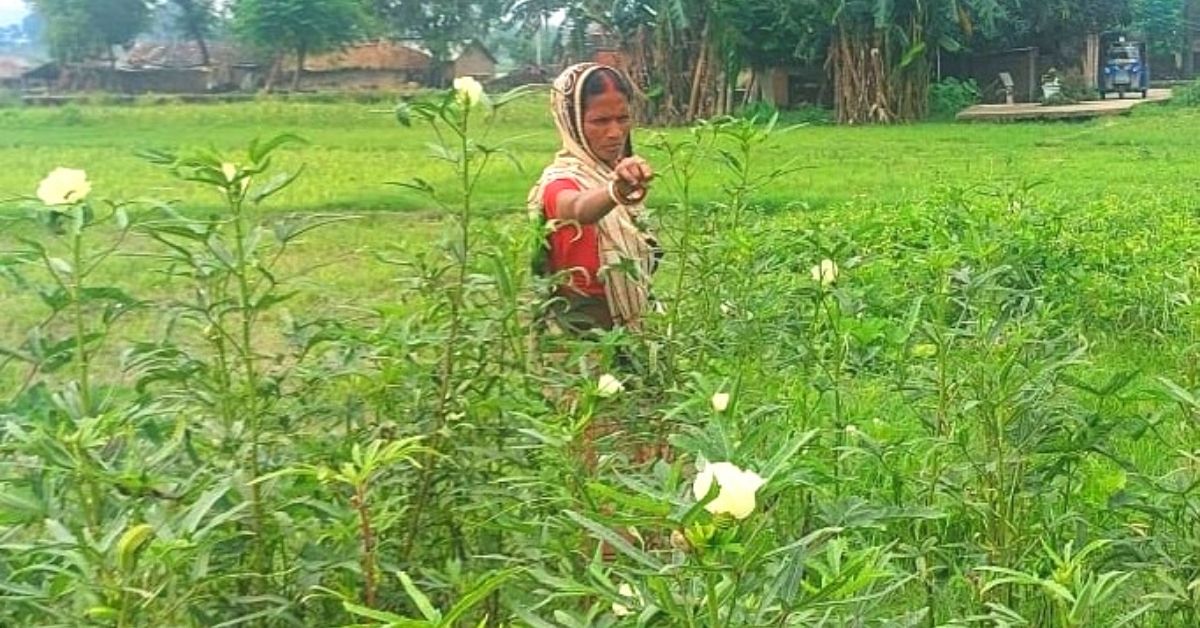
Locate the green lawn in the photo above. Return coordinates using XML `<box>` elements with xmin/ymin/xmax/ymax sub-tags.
<box><xmin>3</xmin><ymin>96</ymin><xmax>1198</xmax><ymax>215</ymax></box>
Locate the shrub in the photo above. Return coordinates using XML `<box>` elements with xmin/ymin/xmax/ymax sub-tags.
<box><xmin>737</xmin><ymin>99</ymin><xmax>779</xmax><ymax>122</ymax></box>
<box><xmin>929</xmin><ymin>77</ymin><xmax>980</xmax><ymax>118</ymax></box>
<box><xmin>0</xmin><ymin>88</ymin><xmax>21</xmax><ymax>108</ymax></box>
<box><xmin>1173</xmin><ymin>78</ymin><xmax>1200</xmax><ymax>107</ymax></box>
<box><xmin>785</xmin><ymin>103</ymin><xmax>834</xmax><ymax>125</ymax></box>
<box><xmin>1042</xmin><ymin>92</ymin><xmax>1078</xmax><ymax>106</ymax></box>
<box><xmin>1060</xmin><ymin>69</ymin><xmax>1098</xmax><ymax>102</ymax></box>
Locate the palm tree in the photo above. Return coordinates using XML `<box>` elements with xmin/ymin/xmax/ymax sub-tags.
<box><xmin>506</xmin><ymin>0</ymin><xmax>567</xmax><ymax>65</ymax></box>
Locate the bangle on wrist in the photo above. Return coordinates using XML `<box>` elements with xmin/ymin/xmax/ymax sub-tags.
<box><xmin>607</xmin><ymin>180</ymin><xmax>627</xmax><ymax>206</ymax></box>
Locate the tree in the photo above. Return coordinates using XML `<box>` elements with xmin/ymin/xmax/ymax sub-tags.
<box><xmin>779</xmin><ymin>1</ymin><xmax>998</xmax><ymax>124</ymax></box>
<box><xmin>167</xmin><ymin>0</ymin><xmax>217</xmax><ymax>65</ymax></box>
<box><xmin>231</xmin><ymin>0</ymin><xmax>366</xmax><ymax>91</ymax></box>
<box><xmin>505</xmin><ymin>0</ymin><xmax>569</xmax><ymax>65</ymax></box>
<box><xmin>1185</xmin><ymin>0</ymin><xmax>1199</xmax><ymax>77</ymax></box>
<box><xmin>510</xmin><ymin>0</ymin><xmax>1141</xmax><ymax>124</ymax></box>
<box><xmin>28</xmin><ymin>0</ymin><xmax>151</xmax><ymax>64</ymax></box>
<box><xmin>368</xmin><ymin>0</ymin><xmax>506</xmax><ymax>61</ymax></box>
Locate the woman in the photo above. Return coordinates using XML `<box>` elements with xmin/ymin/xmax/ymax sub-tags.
<box><xmin>529</xmin><ymin>63</ymin><xmax>659</xmax><ymax>332</ymax></box>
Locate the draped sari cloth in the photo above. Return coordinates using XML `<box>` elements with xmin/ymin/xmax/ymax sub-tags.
<box><xmin>528</xmin><ymin>63</ymin><xmax>657</xmax><ymax>329</ymax></box>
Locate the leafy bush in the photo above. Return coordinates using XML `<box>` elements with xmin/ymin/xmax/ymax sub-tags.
<box><xmin>737</xmin><ymin>99</ymin><xmax>779</xmax><ymax>121</ymax></box>
<box><xmin>928</xmin><ymin>77</ymin><xmax>981</xmax><ymax>118</ymax></box>
<box><xmin>1173</xmin><ymin>78</ymin><xmax>1200</xmax><ymax>106</ymax></box>
<box><xmin>1042</xmin><ymin>92</ymin><xmax>1079</xmax><ymax>106</ymax></box>
<box><xmin>1060</xmin><ymin>69</ymin><xmax>1098</xmax><ymax>102</ymax></box>
<box><xmin>783</xmin><ymin>103</ymin><xmax>834</xmax><ymax>125</ymax></box>
<box><xmin>52</xmin><ymin>104</ymin><xmax>87</xmax><ymax>125</ymax></box>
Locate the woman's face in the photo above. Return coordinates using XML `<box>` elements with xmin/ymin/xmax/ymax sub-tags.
<box><xmin>582</xmin><ymin>89</ymin><xmax>632</xmax><ymax>166</ymax></box>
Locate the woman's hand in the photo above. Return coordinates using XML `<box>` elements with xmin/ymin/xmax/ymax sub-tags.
<box><xmin>612</xmin><ymin>157</ymin><xmax>654</xmax><ymax>201</ymax></box>
<box><xmin>553</xmin><ymin>157</ymin><xmax>655</xmax><ymax>225</ymax></box>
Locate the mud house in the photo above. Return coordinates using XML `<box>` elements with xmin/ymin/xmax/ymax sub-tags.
<box><xmin>302</xmin><ymin>40</ymin><xmax>433</xmax><ymax>90</ymax></box>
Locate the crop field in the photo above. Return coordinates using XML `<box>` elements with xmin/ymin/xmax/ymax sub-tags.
<box><xmin>3</xmin><ymin>92</ymin><xmax>1200</xmax><ymax>626</ymax></box>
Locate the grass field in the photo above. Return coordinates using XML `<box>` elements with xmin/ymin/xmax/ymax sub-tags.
<box><xmin>4</xmin><ymin>96</ymin><xmax>1200</xmax><ymax>214</ymax></box>
<box><xmin>5</xmin><ymin>94</ymin><xmax>1200</xmax><ymax>625</ymax></box>
<box><xmin>4</xmin><ymin>96</ymin><xmax>1198</xmax><ymax>366</ymax></box>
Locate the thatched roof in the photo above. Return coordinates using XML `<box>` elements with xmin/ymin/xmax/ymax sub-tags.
<box><xmin>22</xmin><ymin>62</ymin><xmax>60</xmax><ymax>81</ymax></box>
<box><xmin>124</xmin><ymin>41</ymin><xmax>259</xmax><ymax>69</ymax></box>
<box><xmin>0</xmin><ymin>55</ymin><xmax>32</xmax><ymax>81</ymax></box>
<box><xmin>305</xmin><ymin>40</ymin><xmax>433</xmax><ymax>73</ymax></box>
<box><xmin>447</xmin><ymin>40</ymin><xmax>497</xmax><ymax>64</ymax></box>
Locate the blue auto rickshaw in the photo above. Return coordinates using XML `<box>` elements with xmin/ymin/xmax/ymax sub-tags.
<box><xmin>1099</xmin><ymin>38</ymin><xmax>1149</xmax><ymax>99</ymax></box>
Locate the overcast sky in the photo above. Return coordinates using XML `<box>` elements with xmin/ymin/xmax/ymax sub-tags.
<box><xmin>0</xmin><ymin>0</ymin><xmax>27</xmax><ymax>28</ymax></box>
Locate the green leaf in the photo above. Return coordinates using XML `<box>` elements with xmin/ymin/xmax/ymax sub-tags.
<box><xmin>181</xmin><ymin>482</ymin><xmax>231</xmax><ymax>535</ymax></box>
<box><xmin>342</xmin><ymin>600</ymin><xmax>428</xmax><ymax>626</ymax></box>
<box><xmin>425</xmin><ymin>142</ymin><xmax>460</xmax><ymax>164</ymax></box>
<box><xmin>1158</xmin><ymin>377</ymin><xmax>1198</xmax><ymax>408</ymax></box>
<box><xmin>252</xmin><ymin>291</ymin><xmax>299</xmax><ymax>311</ymax></box>
<box><xmin>398</xmin><ymin>571</ymin><xmax>440</xmax><ymax>622</ymax></box>
<box><xmin>208</xmin><ymin>237</ymin><xmax>236</xmax><ymax>268</ymax></box>
<box><xmin>440</xmin><ymin>568</ymin><xmax>522</xmax><ymax>626</ymax></box>
<box><xmin>42</xmin><ymin>521</ymin><xmax>76</xmax><ymax>545</ymax></box>
<box><xmin>116</xmin><ymin>523</ymin><xmax>155</xmax><ymax>572</ymax></box>
<box><xmin>271</xmin><ymin>214</ymin><xmax>359</xmax><ymax>244</ymax></box>
<box><xmin>194</xmin><ymin>502</ymin><xmax>252</xmax><ymax>540</ymax></box>
<box><xmin>564</xmin><ymin>511</ymin><xmax>662</xmax><ymax>570</ymax></box>
<box><xmin>938</xmin><ymin>35</ymin><xmax>963</xmax><ymax>53</ymax></box>
<box><xmin>509</xmin><ymin>608</ymin><xmax>557</xmax><ymax>628</ymax></box>
<box><xmin>80</xmin><ymin>287</ymin><xmax>140</xmax><ymax>308</ymax></box>
<box><xmin>760</xmin><ymin>429</ymin><xmax>819</xmax><ymax>480</ymax></box>
<box><xmin>0</xmin><ymin>488</ymin><xmax>45</xmax><ymax>523</ymax></box>
<box><xmin>37</xmin><ymin>287</ymin><xmax>70</xmax><ymax>312</ymax></box>
<box><xmin>249</xmin><ymin>133</ymin><xmax>308</xmax><ymax>165</ymax></box>
<box><xmin>388</xmin><ymin>178</ymin><xmax>437</xmax><ymax>197</ymax></box>
<box><xmin>899</xmin><ymin>42</ymin><xmax>927</xmax><ymax>69</ymax></box>
<box><xmin>585</xmin><ymin>482</ymin><xmax>672</xmax><ymax>517</ymax></box>
<box><xmin>136</xmin><ymin>148</ymin><xmax>178</xmax><ymax>165</ymax></box>
<box><xmin>251</xmin><ymin>167</ymin><xmax>305</xmax><ymax>205</ymax></box>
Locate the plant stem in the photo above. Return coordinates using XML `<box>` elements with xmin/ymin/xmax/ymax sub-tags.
<box><xmin>232</xmin><ymin>200</ymin><xmax>267</xmax><ymax>576</ymax></box>
<box><xmin>404</xmin><ymin>110</ymin><xmax>472</xmax><ymax>561</ymax></box>
<box><xmin>353</xmin><ymin>485</ymin><xmax>377</xmax><ymax>607</ymax></box>
<box><xmin>818</xmin><ymin>294</ymin><xmax>845</xmax><ymax>494</ymax></box>
<box><xmin>705</xmin><ymin>570</ymin><xmax>721</xmax><ymax>626</ymax></box>
<box><xmin>71</xmin><ymin>224</ymin><xmax>91</xmax><ymax>414</ymax></box>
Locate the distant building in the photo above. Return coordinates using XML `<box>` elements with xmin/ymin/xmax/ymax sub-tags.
<box><xmin>303</xmin><ymin>40</ymin><xmax>433</xmax><ymax>89</ymax></box>
<box><xmin>438</xmin><ymin>40</ymin><xmax>497</xmax><ymax>85</ymax></box>
<box><xmin>10</xmin><ymin>38</ymin><xmax>499</xmax><ymax>95</ymax></box>
<box><xmin>304</xmin><ymin>39</ymin><xmax>497</xmax><ymax>89</ymax></box>
<box><xmin>0</xmin><ymin>55</ymin><xmax>31</xmax><ymax>89</ymax></box>
<box><xmin>122</xmin><ymin>40</ymin><xmax>262</xmax><ymax>92</ymax></box>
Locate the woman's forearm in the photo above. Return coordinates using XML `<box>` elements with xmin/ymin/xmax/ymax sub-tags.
<box><xmin>554</xmin><ymin>186</ymin><xmax>620</xmax><ymax>225</ymax></box>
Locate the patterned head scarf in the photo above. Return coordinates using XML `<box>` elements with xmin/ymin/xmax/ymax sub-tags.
<box><xmin>529</xmin><ymin>63</ymin><xmax>656</xmax><ymax>329</ymax></box>
<box><xmin>548</xmin><ymin>62</ymin><xmax>635</xmax><ymax>168</ymax></box>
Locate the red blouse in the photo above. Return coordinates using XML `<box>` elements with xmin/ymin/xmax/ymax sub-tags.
<box><xmin>542</xmin><ymin>179</ymin><xmax>605</xmax><ymax>298</ymax></box>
